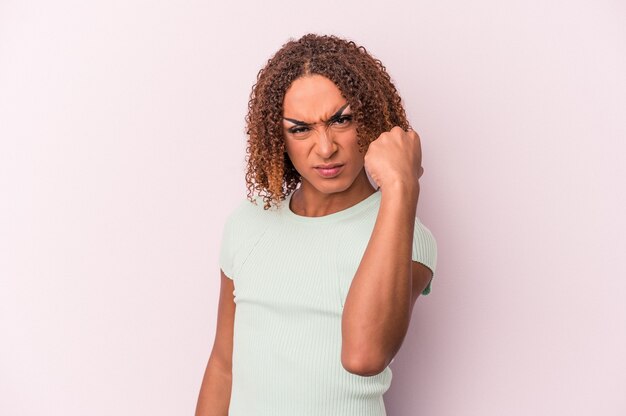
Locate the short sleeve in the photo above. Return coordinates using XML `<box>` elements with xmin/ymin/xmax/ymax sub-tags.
<box><xmin>218</xmin><ymin>211</ymin><xmax>236</xmax><ymax>280</ymax></box>
<box><xmin>217</xmin><ymin>195</ymin><xmax>272</xmax><ymax>281</ymax></box>
<box><xmin>412</xmin><ymin>217</ymin><xmax>437</xmax><ymax>295</ymax></box>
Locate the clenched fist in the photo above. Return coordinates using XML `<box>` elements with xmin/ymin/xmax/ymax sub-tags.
<box><xmin>363</xmin><ymin>126</ymin><xmax>423</xmax><ymax>192</ymax></box>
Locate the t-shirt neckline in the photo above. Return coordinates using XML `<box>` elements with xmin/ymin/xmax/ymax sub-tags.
<box><xmin>283</xmin><ymin>189</ymin><xmax>381</xmax><ymax>224</ymax></box>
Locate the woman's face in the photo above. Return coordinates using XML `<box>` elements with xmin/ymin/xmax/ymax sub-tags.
<box><xmin>282</xmin><ymin>74</ymin><xmax>369</xmax><ymax>196</ymax></box>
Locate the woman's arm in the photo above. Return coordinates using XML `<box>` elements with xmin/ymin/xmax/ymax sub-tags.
<box><xmin>341</xmin><ymin>126</ymin><xmax>430</xmax><ymax>376</ymax></box>
<box><xmin>341</xmin><ymin>182</ymin><xmax>424</xmax><ymax>376</ymax></box>
<box><xmin>195</xmin><ymin>270</ymin><xmax>235</xmax><ymax>416</ymax></box>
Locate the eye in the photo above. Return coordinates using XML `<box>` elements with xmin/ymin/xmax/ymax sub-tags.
<box><xmin>289</xmin><ymin>126</ymin><xmax>310</xmax><ymax>135</ymax></box>
<box><xmin>332</xmin><ymin>115</ymin><xmax>353</xmax><ymax>126</ymax></box>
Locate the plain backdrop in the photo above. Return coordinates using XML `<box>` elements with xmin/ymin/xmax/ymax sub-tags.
<box><xmin>1</xmin><ymin>0</ymin><xmax>625</xmax><ymax>415</ymax></box>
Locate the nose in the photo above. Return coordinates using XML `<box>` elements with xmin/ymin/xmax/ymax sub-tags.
<box><xmin>314</xmin><ymin>128</ymin><xmax>337</xmax><ymax>159</ymax></box>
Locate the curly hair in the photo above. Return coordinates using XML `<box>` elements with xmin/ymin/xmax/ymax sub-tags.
<box><xmin>244</xmin><ymin>33</ymin><xmax>411</xmax><ymax>210</ymax></box>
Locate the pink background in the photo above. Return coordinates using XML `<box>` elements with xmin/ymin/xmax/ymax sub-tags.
<box><xmin>1</xmin><ymin>1</ymin><xmax>625</xmax><ymax>415</ymax></box>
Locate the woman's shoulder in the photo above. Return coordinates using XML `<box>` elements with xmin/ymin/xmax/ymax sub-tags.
<box><xmin>225</xmin><ymin>194</ymin><xmax>281</xmax><ymax>228</ymax></box>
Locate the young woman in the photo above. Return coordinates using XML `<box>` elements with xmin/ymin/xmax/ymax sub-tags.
<box><xmin>195</xmin><ymin>33</ymin><xmax>437</xmax><ymax>416</ymax></box>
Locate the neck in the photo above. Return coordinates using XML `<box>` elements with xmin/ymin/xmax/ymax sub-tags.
<box><xmin>290</xmin><ymin>170</ymin><xmax>377</xmax><ymax>217</ymax></box>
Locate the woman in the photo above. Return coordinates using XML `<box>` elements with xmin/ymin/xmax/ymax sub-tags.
<box><xmin>195</xmin><ymin>33</ymin><xmax>437</xmax><ymax>416</ymax></box>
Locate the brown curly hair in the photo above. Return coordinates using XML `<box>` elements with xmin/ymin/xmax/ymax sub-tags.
<box><xmin>244</xmin><ymin>33</ymin><xmax>411</xmax><ymax>210</ymax></box>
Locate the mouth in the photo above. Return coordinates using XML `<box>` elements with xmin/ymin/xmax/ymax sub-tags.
<box><xmin>314</xmin><ymin>164</ymin><xmax>344</xmax><ymax>178</ymax></box>
<box><xmin>314</xmin><ymin>163</ymin><xmax>343</xmax><ymax>168</ymax></box>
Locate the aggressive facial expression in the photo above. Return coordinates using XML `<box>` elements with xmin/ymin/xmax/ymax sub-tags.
<box><xmin>282</xmin><ymin>74</ymin><xmax>368</xmax><ymax>196</ymax></box>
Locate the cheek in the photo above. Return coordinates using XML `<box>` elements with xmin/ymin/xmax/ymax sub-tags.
<box><xmin>346</xmin><ymin>138</ymin><xmax>365</xmax><ymax>163</ymax></box>
<box><xmin>284</xmin><ymin>144</ymin><xmax>308</xmax><ymax>167</ymax></box>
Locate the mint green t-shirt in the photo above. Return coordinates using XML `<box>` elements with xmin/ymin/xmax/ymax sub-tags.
<box><xmin>219</xmin><ymin>189</ymin><xmax>437</xmax><ymax>416</ymax></box>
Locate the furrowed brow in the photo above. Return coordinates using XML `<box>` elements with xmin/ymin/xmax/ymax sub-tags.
<box><xmin>283</xmin><ymin>103</ymin><xmax>350</xmax><ymax>126</ymax></box>
<box><xmin>326</xmin><ymin>103</ymin><xmax>350</xmax><ymax>122</ymax></box>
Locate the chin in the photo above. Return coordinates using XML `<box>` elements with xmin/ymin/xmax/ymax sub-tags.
<box><xmin>307</xmin><ymin>178</ymin><xmax>355</xmax><ymax>195</ymax></box>
<box><xmin>297</xmin><ymin>164</ymin><xmax>362</xmax><ymax>194</ymax></box>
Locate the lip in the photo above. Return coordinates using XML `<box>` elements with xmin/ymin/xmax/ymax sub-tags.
<box><xmin>314</xmin><ymin>164</ymin><xmax>344</xmax><ymax>178</ymax></box>
<box><xmin>314</xmin><ymin>163</ymin><xmax>343</xmax><ymax>169</ymax></box>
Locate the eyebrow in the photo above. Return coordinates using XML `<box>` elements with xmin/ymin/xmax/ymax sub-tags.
<box><xmin>283</xmin><ymin>103</ymin><xmax>350</xmax><ymax>126</ymax></box>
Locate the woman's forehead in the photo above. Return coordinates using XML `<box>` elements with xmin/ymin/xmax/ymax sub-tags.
<box><xmin>283</xmin><ymin>75</ymin><xmax>348</xmax><ymax>122</ymax></box>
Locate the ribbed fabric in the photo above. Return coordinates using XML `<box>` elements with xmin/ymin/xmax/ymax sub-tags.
<box><xmin>219</xmin><ymin>189</ymin><xmax>437</xmax><ymax>416</ymax></box>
